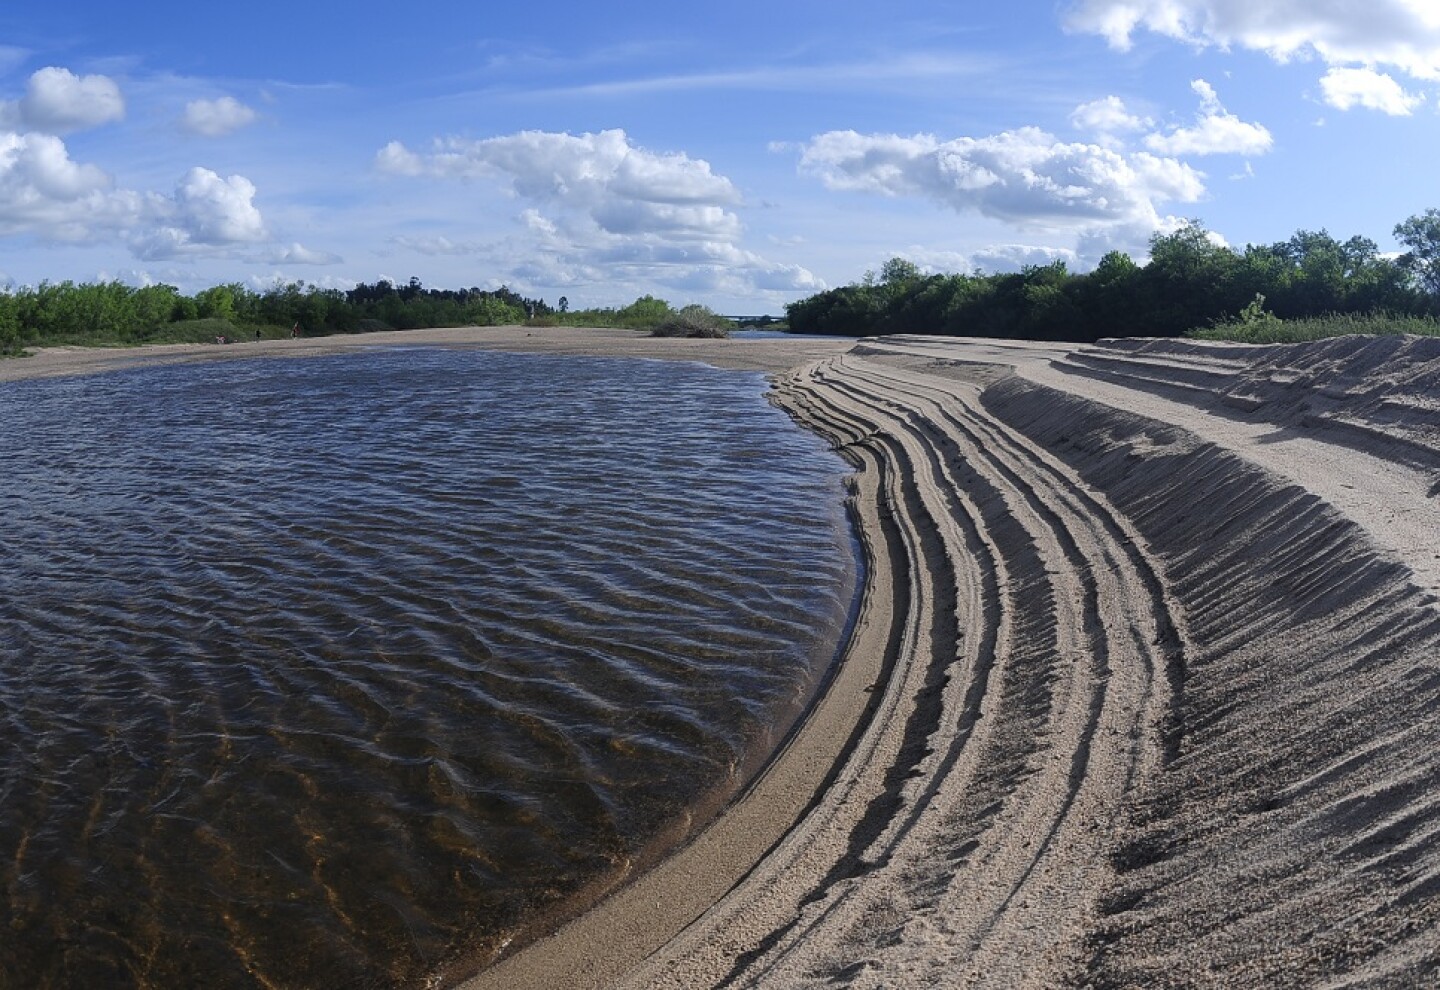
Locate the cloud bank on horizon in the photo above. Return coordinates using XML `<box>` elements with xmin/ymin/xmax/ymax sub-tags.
<box><xmin>0</xmin><ymin>0</ymin><xmax>1435</xmax><ymax>310</ymax></box>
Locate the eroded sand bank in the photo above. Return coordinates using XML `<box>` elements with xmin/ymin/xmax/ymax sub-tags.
<box><xmin>455</xmin><ymin>330</ymin><xmax>1440</xmax><ymax>988</ymax></box>
<box><xmin>9</xmin><ymin>327</ymin><xmax>1439</xmax><ymax>987</ymax></box>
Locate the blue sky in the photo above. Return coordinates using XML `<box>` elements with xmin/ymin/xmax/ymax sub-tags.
<box><xmin>2</xmin><ymin>1</ymin><xmax>1438</xmax><ymax>312</ymax></box>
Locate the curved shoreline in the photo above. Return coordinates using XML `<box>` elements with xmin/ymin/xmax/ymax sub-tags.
<box><xmin>457</xmin><ymin>331</ymin><xmax>1440</xmax><ymax>988</ymax></box>
<box><xmin>9</xmin><ymin>327</ymin><xmax>1440</xmax><ymax>988</ymax></box>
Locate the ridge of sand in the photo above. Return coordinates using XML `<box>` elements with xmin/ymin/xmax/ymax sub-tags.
<box><xmin>457</xmin><ymin>332</ymin><xmax>1440</xmax><ymax>989</ymax></box>
<box><xmin>872</xmin><ymin>334</ymin><xmax>1440</xmax><ymax>601</ymax></box>
<box><xmin>9</xmin><ymin>327</ymin><xmax>1439</xmax><ymax>987</ymax></box>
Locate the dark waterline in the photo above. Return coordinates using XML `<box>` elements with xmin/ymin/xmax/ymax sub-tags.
<box><xmin>0</xmin><ymin>349</ymin><xmax>858</xmax><ymax>988</ymax></box>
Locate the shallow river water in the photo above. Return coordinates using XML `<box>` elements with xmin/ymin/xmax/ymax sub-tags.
<box><xmin>0</xmin><ymin>347</ymin><xmax>857</xmax><ymax>988</ymax></box>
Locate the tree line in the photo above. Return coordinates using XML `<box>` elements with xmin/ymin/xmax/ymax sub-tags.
<box><xmin>0</xmin><ymin>277</ymin><xmax>706</xmax><ymax>356</ymax></box>
<box><xmin>9</xmin><ymin>210</ymin><xmax>1440</xmax><ymax>354</ymax></box>
<box><xmin>785</xmin><ymin>211</ymin><xmax>1440</xmax><ymax>341</ymax></box>
<box><xmin>0</xmin><ymin>277</ymin><xmax>553</xmax><ymax>355</ymax></box>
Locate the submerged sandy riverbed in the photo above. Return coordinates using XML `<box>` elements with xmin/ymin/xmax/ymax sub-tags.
<box><xmin>9</xmin><ymin>326</ymin><xmax>1440</xmax><ymax>987</ymax></box>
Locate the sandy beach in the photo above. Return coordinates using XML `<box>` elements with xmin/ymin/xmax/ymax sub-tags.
<box><xmin>9</xmin><ymin>326</ymin><xmax>1440</xmax><ymax>987</ymax></box>
<box><xmin>0</xmin><ymin>325</ymin><xmax>856</xmax><ymax>384</ymax></box>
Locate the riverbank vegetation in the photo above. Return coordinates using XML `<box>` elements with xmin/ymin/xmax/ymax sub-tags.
<box><xmin>9</xmin><ymin>210</ymin><xmax>1440</xmax><ymax>354</ymax></box>
<box><xmin>650</xmin><ymin>304</ymin><xmax>732</xmax><ymax>338</ymax></box>
<box><xmin>0</xmin><ymin>278</ymin><xmax>704</xmax><ymax>356</ymax></box>
<box><xmin>786</xmin><ymin>211</ymin><xmax>1440</xmax><ymax>343</ymax></box>
<box><xmin>1188</xmin><ymin>299</ymin><xmax>1440</xmax><ymax>344</ymax></box>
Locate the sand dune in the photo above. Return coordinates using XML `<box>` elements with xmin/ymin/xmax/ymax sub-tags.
<box><xmin>8</xmin><ymin>327</ymin><xmax>1438</xmax><ymax>986</ymax></box>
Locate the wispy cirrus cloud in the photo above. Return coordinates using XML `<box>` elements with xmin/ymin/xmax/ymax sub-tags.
<box><xmin>389</xmin><ymin>234</ymin><xmax>486</xmax><ymax>256</ymax></box>
<box><xmin>0</xmin><ymin>46</ymin><xmax>29</xmax><ymax>76</ymax></box>
<box><xmin>449</xmin><ymin>52</ymin><xmax>1004</xmax><ymax>102</ymax></box>
<box><xmin>261</xmin><ymin>242</ymin><xmax>341</xmax><ymax>265</ymax></box>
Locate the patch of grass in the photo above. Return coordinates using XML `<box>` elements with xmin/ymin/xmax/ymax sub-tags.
<box><xmin>32</xmin><ymin>318</ymin><xmax>239</xmax><ymax>348</ymax></box>
<box><xmin>156</xmin><ymin>318</ymin><xmax>248</xmax><ymax>343</ymax></box>
<box><xmin>1188</xmin><ymin>298</ymin><xmax>1440</xmax><ymax>343</ymax></box>
<box><xmin>155</xmin><ymin>319</ymin><xmax>304</xmax><ymax>344</ymax></box>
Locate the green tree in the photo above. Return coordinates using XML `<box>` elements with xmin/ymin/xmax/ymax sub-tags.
<box><xmin>196</xmin><ymin>284</ymin><xmax>238</xmax><ymax>321</ymax></box>
<box><xmin>131</xmin><ymin>284</ymin><xmax>186</xmax><ymax>340</ymax></box>
<box><xmin>1394</xmin><ymin>209</ymin><xmax>1440</xmax><ymax>298</ymax></box>
<box><xmin>1139</xmin><ymin>220</ymin><xmax>1243</xmax><ymax>335</ymax></box>
<box><xmin>0</xmin><ymin>292</ymin><xmax>18</xmax><ymax>354</ymax></box>
<box><xmin>615</xmin><ymin>295</ymin><xmax>673</xmax><ymax>328</ymax></box>
<box><xmin>879</xmin><ymin>257</ymin><xmax>921</xmax><ymax>286</ymax></box>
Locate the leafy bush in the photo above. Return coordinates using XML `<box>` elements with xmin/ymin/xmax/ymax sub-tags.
<box><xmin>651</xmin><ymin>304</ymin><xmax>731</xmax><ymax>338</ymax></box>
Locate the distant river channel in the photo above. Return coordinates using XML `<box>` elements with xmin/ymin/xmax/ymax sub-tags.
<box><xmin>0</xmin><ymin>347</ymin><xmax>858</xmax><ymax>988</ymax></box>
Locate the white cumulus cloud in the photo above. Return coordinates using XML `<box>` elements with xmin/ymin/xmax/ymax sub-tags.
<box><xmin>794</xmin><ymin>126</ymin><xmax>1204</xmax><ymax>234</ymax></box>
<box><xmin>0</xmin><ymin>131</ymin><xmax>141</xmax><ymax>240</ymax></box>
<box><xmin>0</xmin><ymin>123</ymin><xmax>283</xmax><ymax>263</ymax></box>
<box><xmin>0</xmin><ymin>131</ymin><xmax>110</xmax><ymax>201</ymax></box>
<box><xmin>180</xmin><ymin>96</ymin><xmax>258</xmax><ymax>137</ymax></box>
<box><xmin>378</xmin><ymin>128</ymin><xmax>821</xmax><ymax>300</ymax></box>
<box><xmin>1070</xmin><ymin>96</ymin><xmax>1152</xmax><ymax>138</ymax></box>
<box><xmin>132</xmin><ymin>168</ymin><xmax>268</xmax><ymax>259</ymax></box>
<box><xmin>1319</xmin><ymin>66</ymin><xmax>1424</xmax><ymax>114</ymax></box>
<box><xmin>1144</xmin><ymin>79</ymin><xmax>1273</xmax><ymax>156</ymax></box>
<box><xmin>377</xmin><ymin>128</ymin><xmax>741</xmax><ymax>239</ymax></box>
<box><xmin>171</xmin><ymin>167</ymin><xmax>265</xmax><ymax>244</ymax></box>
<box><xmin>375</xmin><ymin>140</ymin><xmax>423</xmax><ymax>176</ymax></box>
<box><xmin>0</xmin><ymin>66</ymin><xmax>125</xmax><ymax>134</ymax></box>
<box><xmin>1064</xmin><ymin>0</ymin><xmax>1440</xmax><ymax>80</ymax></box>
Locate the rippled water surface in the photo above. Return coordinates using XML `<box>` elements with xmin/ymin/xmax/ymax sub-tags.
<box><xmin>0</xmin><ymin>348</ymin><xmax>856</xmax><ymax>988</ymax></box>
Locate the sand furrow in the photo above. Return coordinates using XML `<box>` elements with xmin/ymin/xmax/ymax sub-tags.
<box><xmin>739</xmin><ymin>359</ymin><xmax>1039</xmax><ymax>985</ymax></box>
<box><xmin>637</xmin><ymin>353</ymin><xmax>1169</xmax><ymax>989</ymax></box>
<box><xmin>810</xmin><ymin>357</ymin><xmax>1178</xmax><ymax>986</ymax></box>
<box><xmin>607</xmin><ymin>361</ymin><xmax>974</xmax><ymax>988</ymax></box>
